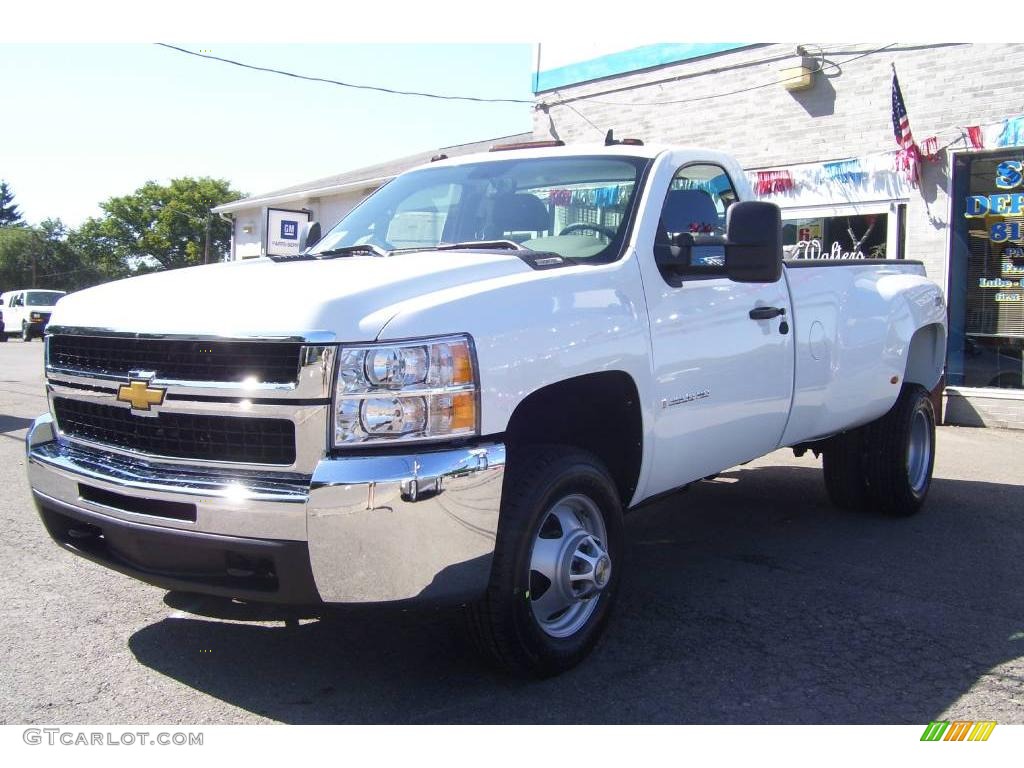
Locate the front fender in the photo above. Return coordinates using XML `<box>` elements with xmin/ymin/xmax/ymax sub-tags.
<box><xmin>374</xmin><ymin>257</ymin><xmax>655</xmax><ymax>451</ymax></box>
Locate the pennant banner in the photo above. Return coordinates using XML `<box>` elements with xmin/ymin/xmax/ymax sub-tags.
<box><xmin>754</xmin><ymin>170</ymin><xmax>795</xmax><ymax>196</ymax></box>
<box><xmin>823</xmin><ymin>159</ymin><xmax>867</xmax><ymax>185</ymax></box>
<box><xmin>966</xmin><ymin>125</ymin><xmax>984</xmax><ymax>149</ymax></box>
<box><xmin>920</xmin><ymin>137</ymin><xmax>940</xmax><ymax>160</ymax></box>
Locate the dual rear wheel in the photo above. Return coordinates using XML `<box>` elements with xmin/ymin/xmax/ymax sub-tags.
<box><xmin>822</xmin><ymin>384</ymin><xmax>936</xmax><ymax>516</ymax></box>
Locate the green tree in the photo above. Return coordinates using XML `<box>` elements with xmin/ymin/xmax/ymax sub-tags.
<box><xmin>0</xmin><ymin>180</ymin><xmax>24</xmax><ymax>227</ymax></box>
<box><xmin>0</xmin><ymin>217</ymin><xmax>103</xmax><ymax>292</ymax></box>
<box><xmin>77</xmin><ymin>177</ymin><xmax>241</xmax><ymax>273</ymax></box>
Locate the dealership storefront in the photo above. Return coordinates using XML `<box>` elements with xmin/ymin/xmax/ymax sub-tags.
<box><xmin>531</xmin><ymin>42</ymin><xmax>1024</xmax><ymax>427</ymax></box>
<box><xmin>942</xmin><ymin>150</ymin><xmax>1024</xmax><ymax>424</ymax></box>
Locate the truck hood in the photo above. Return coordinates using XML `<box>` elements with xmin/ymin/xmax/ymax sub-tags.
<box><xmin>49</xmin><ymin>252</ymin><xmax>531</xmax><ymax>341</ymax></box>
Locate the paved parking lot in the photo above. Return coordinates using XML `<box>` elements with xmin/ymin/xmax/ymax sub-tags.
<box><xmin>1</xmin><ymin>338</ymin><xmax>1022</xmax><ymax>724</ymax></box>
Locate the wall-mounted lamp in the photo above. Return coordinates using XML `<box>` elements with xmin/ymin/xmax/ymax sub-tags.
<box><xmin>242</xmin><ymin>224</ymin><xmax>254</xmax><ymax>234</ymax></box>
<box><xmin>780</xmin><ymin>54</ymin><xmax>816</xmax><ymax>92</ymax></box>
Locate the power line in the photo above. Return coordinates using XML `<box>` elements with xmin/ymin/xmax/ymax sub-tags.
<box><xmin>155</xmin><ymin>43</ymin><xmax>534</xmax><ymax>105</ymax></box>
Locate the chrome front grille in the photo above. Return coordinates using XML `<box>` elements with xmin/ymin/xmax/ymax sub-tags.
<box><xmin>45</xmin><ymin>331</ymin><xmax>335</xmax><ymax>473</ymax></box>
<box><xmin>53</xmin><ymin>397</ymin><xmax>297</xmax><ymax>465</ymax></box>
<box><xmin>48</xmin><ymin>334</ymin><xmax>304</xmax><ymax>383</ymax></box>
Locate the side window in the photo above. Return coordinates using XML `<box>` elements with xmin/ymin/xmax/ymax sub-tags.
<box><xmin>656</xmin><ymin>164</ymin><xmax>738</xmax><ymax>275</ymax></box>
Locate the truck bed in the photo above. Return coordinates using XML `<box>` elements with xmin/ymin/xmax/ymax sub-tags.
<box><xmin>780</xmin><ymin>258</ymin><xmax>942</xmax><ymax>447</ymax></box>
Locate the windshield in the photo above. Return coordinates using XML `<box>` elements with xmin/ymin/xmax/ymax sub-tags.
<box><xmin>309</xmin><ymin>155</ymin><xmax>650</xmax><ymax>262</ymax></box>
<box><xmin>27</xmin><ymin>291</ymin><xmax>64</xmax><ymax>306</ymax></box>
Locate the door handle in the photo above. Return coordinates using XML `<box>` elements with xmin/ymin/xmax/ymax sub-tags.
<box><xmin>749</xmin><ymin>306</ymin><xmax>786</xmax><ymax>320</ymax></box>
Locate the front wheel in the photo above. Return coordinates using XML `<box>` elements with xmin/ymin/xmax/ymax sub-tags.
<box><xmin>21</xmin><ymin>322</ymin><xmax>31</xmax><ymax>342</ymax></box>
<box><xmin>863</xmin><ymin>384</ymin><xmax>936</xmax><ymax>516</ymax></box>
<box><xmin>466</xmin><ymin>446</ymin><xmax>623</xmax><ymax>677</ymax></box>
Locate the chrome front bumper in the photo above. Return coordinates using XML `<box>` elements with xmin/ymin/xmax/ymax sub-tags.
<box><xmin>26</xmin><ymin>413</ymin><xmax>506</xmax><ymax>605</ymax></box>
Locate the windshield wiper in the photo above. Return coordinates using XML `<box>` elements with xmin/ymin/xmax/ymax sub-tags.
<box><xmin>435</xmin><ymin>240</ymin><xmax>528</xmax><ymax>252</ymax></box>
<box><xmin>313</xmin><ymin>244</ymin><xmax>391</xmax><ymax>258</ymax></box>
<box><xmin>268</xmin><ymin>243</ymin><xmax>391</xmax><ymax>262</ymax></box>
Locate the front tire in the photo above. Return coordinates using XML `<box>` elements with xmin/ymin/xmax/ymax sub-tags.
<box><xmin>466</xmin><ymin>446</ymin><xmax>623</xmax><ymax>677</ymax></box>
<box><xmin>863</xmin><ymin>384</ymin><xmax>936</xmax><ymax>516</ymax></box>
<box><xmin>21</xmin><ymin>322</ymin><xmax>31</xmax><ymax>342</ymax></box>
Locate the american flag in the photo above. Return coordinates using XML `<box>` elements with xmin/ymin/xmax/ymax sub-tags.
<box><xmin>891</xmin><ymin>70</ymin><xmax>915</xmax><ymax>150</ymax></box>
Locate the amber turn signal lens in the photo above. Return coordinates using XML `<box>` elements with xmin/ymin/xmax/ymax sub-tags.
<box><xmin>450</xmin><ymin>343</ymin><xmax>474</xmax><ymax>385</ymax></box>
<box><xmin>449</xmin><ymin>391</ymin><xmax>476</xmax><ymax>431</ymax></box>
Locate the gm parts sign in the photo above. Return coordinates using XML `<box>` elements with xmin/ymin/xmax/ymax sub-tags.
<box><xmin>266</xmin><ymin>208</ymin><xmax>311</xmax><ymax>258</ymax></box>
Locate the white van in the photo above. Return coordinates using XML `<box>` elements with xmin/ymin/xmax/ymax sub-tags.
<box><xmin>0</xmin><ymin>289</ymin><xmax>66</xmax><ymax>341</ymax></box>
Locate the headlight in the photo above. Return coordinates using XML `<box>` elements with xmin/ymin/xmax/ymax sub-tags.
<box><xmin>333</xmin><ymin>334</ymin><xmax>478</xmax><ymax>446</ymax></box>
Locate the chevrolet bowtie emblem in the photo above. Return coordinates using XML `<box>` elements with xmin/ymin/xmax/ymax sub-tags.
<box><xmin>117</xmin><ymin>379</ymin><xmax>167</xmax><ymax>411</ymax></box>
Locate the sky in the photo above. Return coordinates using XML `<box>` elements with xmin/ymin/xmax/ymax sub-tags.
<box><xmin>0</xmin><ymin>43</ymin><xmax>535</xmax><ymax>226</ymax></box>
<box><xmin>0</xmin><ymin>1</ymin><xmax>964</xmax><ymax>229</ymax></box>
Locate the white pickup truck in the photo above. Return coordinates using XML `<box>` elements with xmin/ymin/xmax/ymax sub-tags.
<box><xmin>26</xmin><ymin>141</ymin><xmax>947</xmax><ymax>677</ymax></box>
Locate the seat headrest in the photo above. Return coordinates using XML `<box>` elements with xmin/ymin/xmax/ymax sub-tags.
<box><xmin>491</xmin><ymin>193</ymin><xmax>551</xmax><ymax>233</ymax></box>
<box><xmin>661</xmin><ymin>189</ymin><xmax>721</xmax><ymax>233</ymax></box>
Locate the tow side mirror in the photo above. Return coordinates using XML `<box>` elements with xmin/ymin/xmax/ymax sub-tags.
<box><xmin>300</xmin><ymin>220</ymin><xmax>322</xmax><ymax>251</ymax></box>
<box><xmin>725</xmin><ymin>201</ymin><xmax>782</xmax><ymax>283</ymax></box>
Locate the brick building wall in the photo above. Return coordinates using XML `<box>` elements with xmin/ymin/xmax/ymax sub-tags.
<box><xmin>532</xmin><ymin>43</ymin><xmax>1024</xmax><ymax>428</ymax></box>
<box><xmin>534</xmin><ymin>43</ymin><xmax>1024</xmax><ymax>287</ymax></box>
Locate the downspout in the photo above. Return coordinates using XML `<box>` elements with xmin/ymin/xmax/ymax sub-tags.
<box><xmin>218</xmin><ymin>212</ymin><xmax>235</xmax><ymax>261</ymax></box>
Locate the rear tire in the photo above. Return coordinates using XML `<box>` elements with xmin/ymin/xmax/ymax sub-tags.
<box><xmin>821</xmin><ymin>427</ymin><xmax>869</xmax><ymax>510</ymax></box>
<box><xmin>466</xmin><ymin>446</ymin><xmax>623</xmax><ymax>677</ymax></box>
<box><xmin>863</xmin><ymin>384</ymin><xmax>935</xmax><ymax>517</ymax></box>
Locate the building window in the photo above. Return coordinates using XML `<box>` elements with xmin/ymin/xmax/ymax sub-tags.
<box><xmin>783</xmin><ymin>213</ymin><xmax>889</xmax><ymax>259</ymax></box>
<box><xmin>948</xmin><ymin>150</ymin><xmax>1024</xmax><ymax>390</ymax></box>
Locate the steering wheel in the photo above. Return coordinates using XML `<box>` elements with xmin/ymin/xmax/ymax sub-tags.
<box><xmin>558</xmin><ymin>223</ymin><xmax>616</xmax><ymax>240</ymax></box>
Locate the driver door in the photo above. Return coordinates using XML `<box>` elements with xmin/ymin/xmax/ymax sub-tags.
<box><xmin>635</xmin><ymin>153</ymin><xmax>794</xmax><ymax>496</ymax></box>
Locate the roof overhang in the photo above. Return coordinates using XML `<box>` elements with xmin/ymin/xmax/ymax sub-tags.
<box><xmin>213</xmin><ymin>174</ymin><xmax>393</xmax><ymax>215</ymax></box>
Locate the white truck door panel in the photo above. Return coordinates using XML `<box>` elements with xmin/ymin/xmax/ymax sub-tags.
<box><xmin>633</xmin><ymin>152</ymin><xmax>795</xmax><ymax>497</ymax></box>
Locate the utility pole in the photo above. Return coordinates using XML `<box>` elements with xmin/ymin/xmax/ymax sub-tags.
<box><xmin>203</xmin><ymin>214</ymin><xmax>211</xmax><ymax>265</ymax></box>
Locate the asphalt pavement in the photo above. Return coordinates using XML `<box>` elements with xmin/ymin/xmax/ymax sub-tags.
<box><xmin>1</xmin><ymin>338</ymin><xmax>1022</xmax><ymax>724</ymax></box>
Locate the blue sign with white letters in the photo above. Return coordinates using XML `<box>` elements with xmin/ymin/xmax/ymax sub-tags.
<box><xmin>281</xmin><ymin>220</ymin><xmax>298</xmax><ymax>240</ymax></box>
